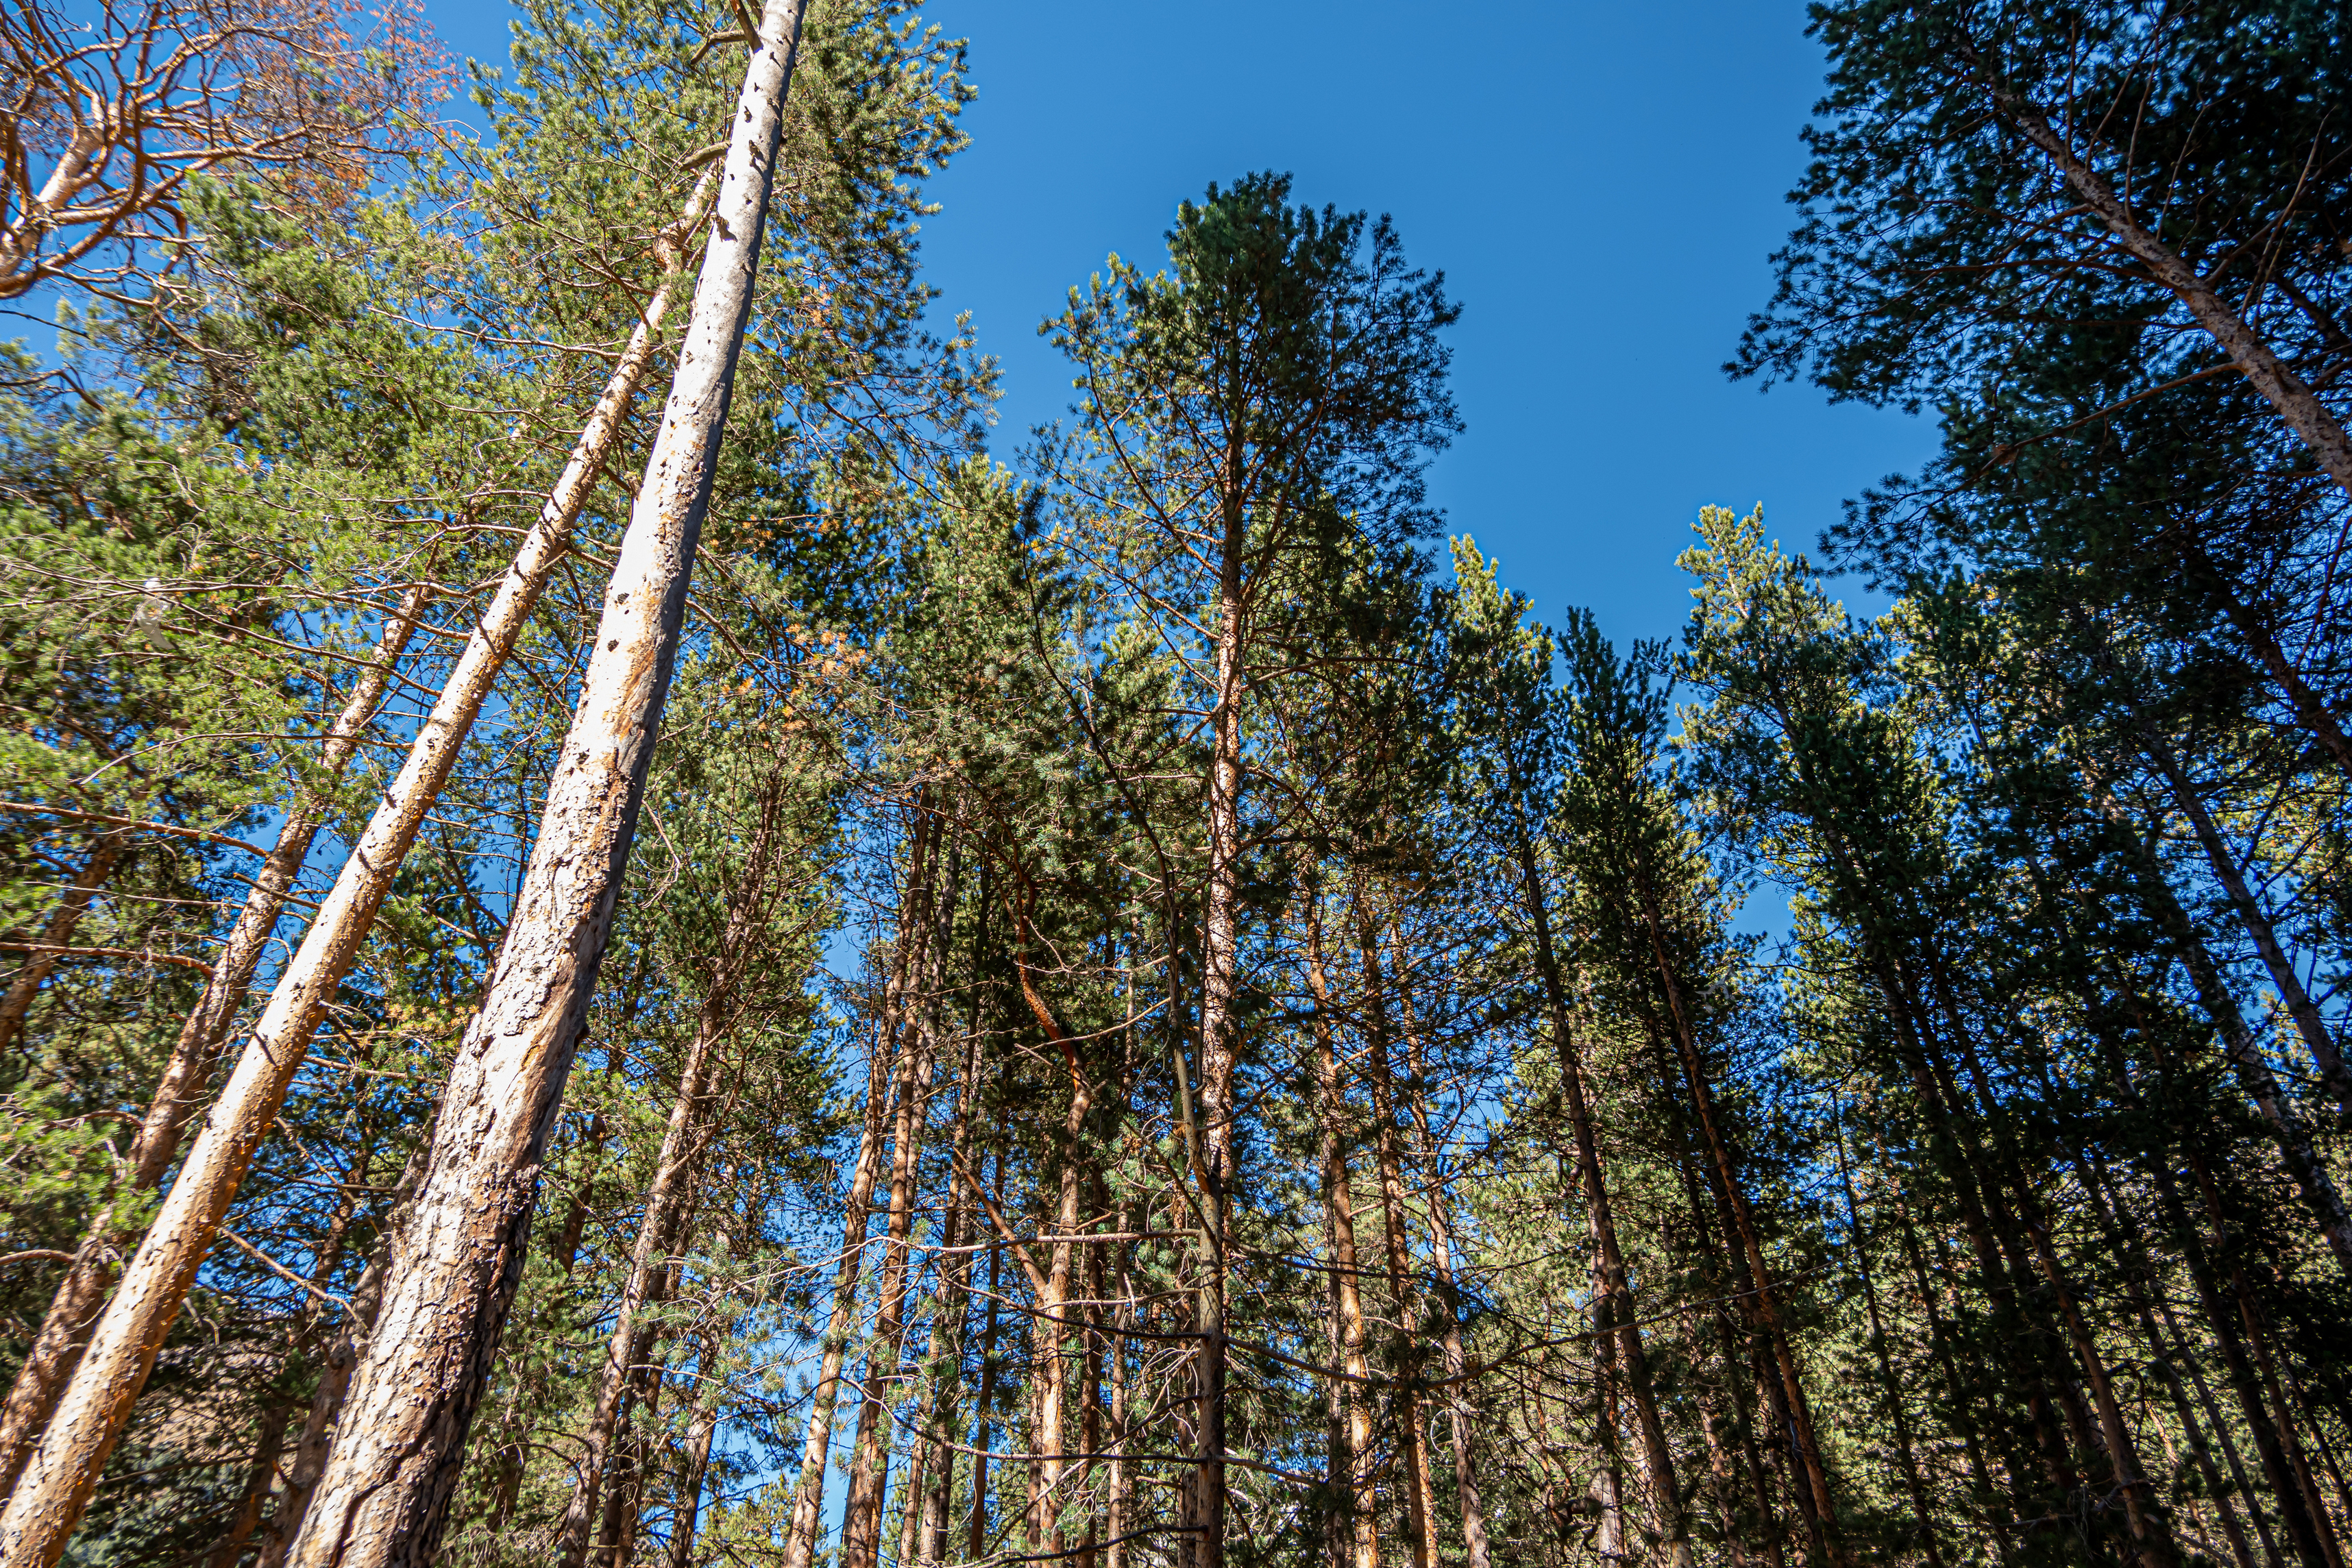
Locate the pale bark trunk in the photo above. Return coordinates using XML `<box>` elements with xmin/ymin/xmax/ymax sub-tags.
<box><xmin>256</xmin><ymin>1141</ymin><xmax>428</xmax><ymax>1568</ymax></box>
<box><xmin>0</xmin><ymin>586</ymin><xmax>429</xmax><ymax>1497</ymax></box>
<box><xmin>268</xmin><ymin>14</ymin><xmax>805</xmax><ymax>1563</ymax></box>
<box><xmin>0</xmin><ymin>145</ymin><xmax>717</xmax><ymax>1565</ymax></box>
<box><xmin>0</xmin><ymin>828</ymin><xmax>130</xmax><ymax>1056</ymax></box>
<box><xmin>1301</xmin><ymin>892</ymin><xmax>1378</xmax><ymax>1568</ymax></box>
<box><xmin>1988</xmin><ymin>90</ymin><xmax>2352</xmax><ymax>502</ymax></box>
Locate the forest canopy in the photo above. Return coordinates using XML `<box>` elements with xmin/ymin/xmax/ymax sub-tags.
<box><xmin>0</xmin><ymin>2</ymin><xmax>2346</xmax><ymax>1567</ymax></box>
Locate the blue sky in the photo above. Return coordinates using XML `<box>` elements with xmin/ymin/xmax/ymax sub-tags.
<box><xmin>425</xmin><ymin>0</ymin><xmax>1933</xmax><ymax>651</ymax></box>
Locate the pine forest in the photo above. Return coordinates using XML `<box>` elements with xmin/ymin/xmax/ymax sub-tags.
<box><xmin>1</xmin><ymin>2</ymin><xmax>2349</xmax><ymax>1566</ymax></box>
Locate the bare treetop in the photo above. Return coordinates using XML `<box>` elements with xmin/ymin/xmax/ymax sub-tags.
<box><xmin>1</xmin><ymin>0</ymin><xmax>450</xmax><ymax>303</ymax></box>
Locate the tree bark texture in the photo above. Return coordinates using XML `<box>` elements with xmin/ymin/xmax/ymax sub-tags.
<box><xmin>276</xmin><ymin>12</ymin><xmax>805</xmax><ymax>1563</ymax></box>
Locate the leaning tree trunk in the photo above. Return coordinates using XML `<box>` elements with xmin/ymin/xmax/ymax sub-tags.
<box><xmin>1985</xmin><ymin>87</ymin><xmax>2352</xmax><ymax>504</ymax></box>
<box><xmin>0</xmin><ymin>158</ymin><xmax>720</xmax><ymax>1566</ymax></box>
<box><xmin>270</xmin><ymin>12</ymin><xmax>807</xmax><ymax>1565</ymax></box>
<box><xmin>0</xmin><ymin>826</ymin><xmax>130</xmax><ymax>1055</ymax></box>
<box><xmin>0</xmin><ymin>585</ymin><xmax>429</xmax><ymax>1497</ymax></box>
<box><xmin>1502</xmin><ymin>783</ymin><xmax>1693</xmax><ymax>1568</ymax></box>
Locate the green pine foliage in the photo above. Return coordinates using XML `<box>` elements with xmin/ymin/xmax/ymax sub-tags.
<box><xmin>0</xmin><ymin>2</ymin><xmax>2344</xmax><ymax>1566</ymax></box>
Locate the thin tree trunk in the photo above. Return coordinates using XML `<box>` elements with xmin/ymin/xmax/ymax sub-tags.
<box><xmin>0</xmin><ymin>828</ymin><xmax>130</xmax><ymax>1056</ymax></box>
<box><xmin>775</xmin><ymin>979</ymin><xmax>906</xmax><ymax>1568</ymax></box>
<box><xmin>2155</xmin><ymin>1159</ymin><xmax>2331</xmax><ymax>1568</ymax></box>
<box><xmin>969</xmin><ymin>1163</ymin><xmax>1005</xmax><ymax>1565</ymax></box>
<box><xmin>1182</xmin><ymin>480</ymin><xmax>1247</xmax><ymax>1568</ymax></box>
<box><xmin>1382</xmin><ymin>918</ymin><xmax>1490</xmax><ymax>1568</ymax></box>
<box><xmin>918</xmin><ymin>867</ymin><xmax>990</xmax><ymax>1568</ymax></box>
<box><xmin>2130</xmin><ymin>711</ymin><xmax>2352</xmax><ymax>1109</ymax></box>
<box><xmin>840</xmin><ymin>820</ymin><xmax>957</xmax><ymax>1568</ymax></box>
<box><xmin>1003</xmin><ymin>906</ymin><xmax>1088</xmax><ymax>1558</ymax></box>
<box><xmin>663</xmin><ymin>1324</ymin><xmax>724</xmax><ymax>1568</ymax></box>
<box><xmin>1987</xmin><ymin>87</ymin><xmax>2352</xmax><ymax>502</ymax></box>
<box><xmin>1302</xmin><ymin>887</ymin><xmax>1379</xmax><ymax>1568</ymax></box>
<box><xmin>265</xmin><ymin>17</ymin><xmax>805</xmax><ymax>1564</ymax></box>
<box><xmin>1830</xmin><ymin>1116</ymin><xmax>1945</xmax><ymax>1568</ymax></box>
<box><xmin>1629</xmin><ymin>875</ymin><xmax>1850</xmax><ymax>1568</ymax></box>
<box><xmin>552</xmin><ymin>792</ymin><xmax>783</xmax><ymax>1568</ymax></box>
<box><xmin>2170</xmin><ymin>534</ymin><xmax>2352</xmax><ymax>775</ymax></box>
<box><xmin>1502</xmin><ymin>794</ymin><xmax>1691</xmax><ymax>1568</ymax></box>
<box><xmin>0</xmin><ymin>585</ymin><xmax>430</xmax><ymax>1500</ymax></box>
<box><xmin>0</xmin><ymin>154</ymin><xmax>725</xmax><ymax>1568</ymax></box>
<box><xmin>1349</xmin><ymin>898</ymin><xmax>1436</xmax><ymax>1568</ymax></box>
<box><xmin>2096</xmin><ymin>779</ymin><xmax>2352</xmax><ymax>1276</ymax></box>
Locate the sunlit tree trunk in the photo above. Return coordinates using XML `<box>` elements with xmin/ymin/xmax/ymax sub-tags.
<box><xmin>268</xmin><ymin>12</ymin><xmax>808</xmax><ymax>1563</ymax></box>
<box><xmin>0</xmin><ymin>145</ymin><xmax>726</xmax><ymax>1566</ymax></box>
<box><xmin>0</xmin><ymin>578</ymin><xmax>426</xmax><ymax>1493</ymax></box>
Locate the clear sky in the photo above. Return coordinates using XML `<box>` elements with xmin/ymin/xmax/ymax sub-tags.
<box><xmin>425</xmin><ymin>0</ymin><xmax>1932</xmax><ymax>647</ymax></box>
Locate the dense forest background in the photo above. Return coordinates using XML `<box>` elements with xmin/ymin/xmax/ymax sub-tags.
<box><xmin>1</xmin><ymin>3</ymin><xmax>2347</xmax><ymax>1568</ymax></box>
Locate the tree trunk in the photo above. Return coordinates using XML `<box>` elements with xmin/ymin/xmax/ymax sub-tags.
<box><xmin>840</xmin><ymin>819</ymin><xmax>957</xmax><ymax>1568</ymax></box>
<box><xmin>1829</xmin><ymin>1119</ymin><xmax>1945</xmax><ymax>1568</ymax></box>
<box><xmin>1628</xmin><ymin>875</ymin><xmax>1851</xmax><ymax>1568</ymax></box>
<box><xmin>267</xmin><ymin>16</ymin><xmax>805</xmax><ymax>1564</ymax></box>
<box><xmin>777</xmin><ymin>962</ymin><xmax>905</xmax><ymax>1568</ymax></box>
<box><xmin>1502</xmin><ymin>794</ymin><xmax>1692</xmax><ymax>1568</ymax></box>
<box><xmin>1382</xmin><ymin>918</ymin><xmax>1491</xmax><ymax>1568</ymax></box>
<box><xmin>1183</xmin><ymin>477</ymin><xmax>1247</xmax><ymax>1568</ymax></box>
<box><xmin>969</xmin><ymin>1165</ymin><xmax>1005</xmax><ymax>1565</ymax></box>
<box><xmin>552</xmin><ymin>789</ymin><xmax>783</xmax><ymax>1568</ymax></box>
<box><xmin>0</xmin><ymin>150</ymin><xmax>726</xmax><ymax>1568</ymax></box>
<box><xmin>1987</xmin><ymin>87</ymin><xmax>2352</xmax><ymax>502</ymax></box>
<box><xmin>1301</xmin><ymin>888</ymin><xmax>1379</xmax><ymax>1568</ymax></box>
<box><xmin>2130</xmin><ymin>711</ymin><xmax>2351</xmax><ymax>1110</ymax></box>
<box><xmin>0</xmin><ymin>585</ymin><xmax>430</xmax><ymax>1499</ymax></box>
<box><xmin>1349</xmin><ymin>898</ymin><xmax>1436</xmax><ymax>1568</ymax></box>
